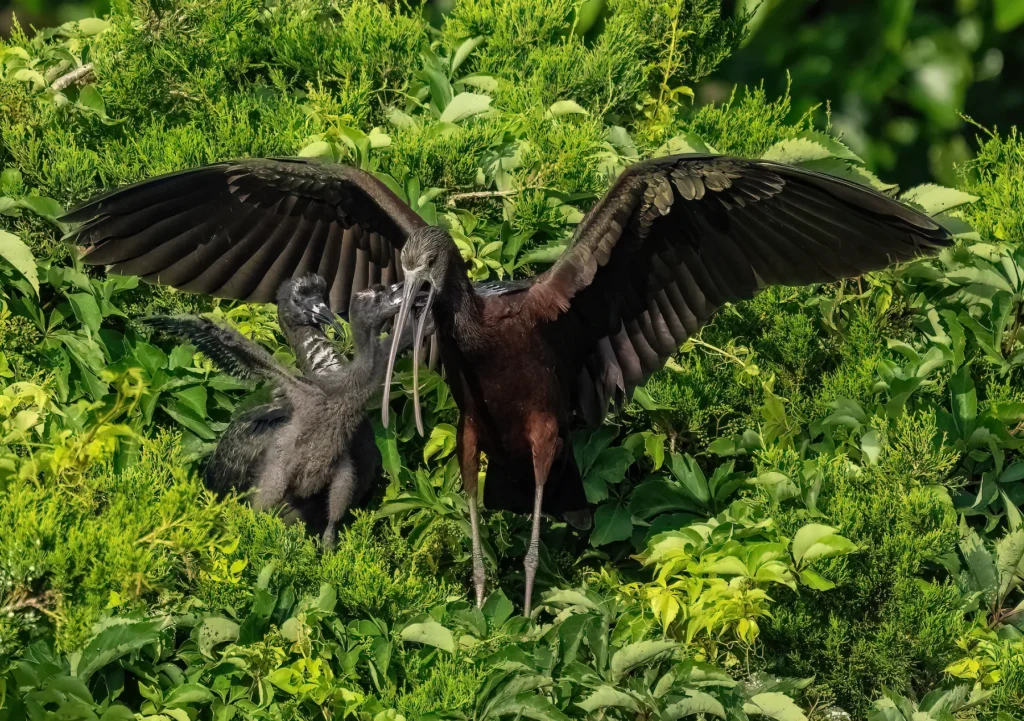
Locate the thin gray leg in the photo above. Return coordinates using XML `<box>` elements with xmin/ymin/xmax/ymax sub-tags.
<box><xmin>254</xmin><ymin>431</ymin><xmax>293</xmax><ymax>510</ymax></box>
<box><xmin>523</xmin><ymin>484</ymin><xmax>545</xmax><ymax>617</ymax></box>
<box><xmin>467</xmin><ymin>493</ymin><xmax>486</xmax><ymax>607</ymax></box>
<box><xmin>322</xmin><ymin>456</ymin><xmax>355</xmax><ymax>550</ymax></box>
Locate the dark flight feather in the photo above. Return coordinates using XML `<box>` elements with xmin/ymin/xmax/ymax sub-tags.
<box><xmin>526</xmin><ymin>154</ymin><xmax>953</xmax><ymax>425</ymax></box>
<box><xmin>144</xmin><ymin>315</ymin><xmax>301</xmax><ymax>386</ymax></box>
<box><xmin>63</xmin><ymin>158</ymin><xmax>425</xmax><ymax>317</ymax></box>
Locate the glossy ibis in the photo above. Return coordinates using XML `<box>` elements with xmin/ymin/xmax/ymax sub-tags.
<box><xmin>64</xmin><ymin>155</ymin><xmax>952</xmax><ymax>612</ymax></box>
<box><xmin>145</xmin><ymin>277</ymin><xmax>410</xmax><ymax>547</ymax></box>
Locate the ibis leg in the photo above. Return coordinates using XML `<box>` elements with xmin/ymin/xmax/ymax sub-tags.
<box><xmin>467</xmin><ymin>493</ymin><xmax>486</xmax><ymax>607</ymax></box>
<box><xmin>322</xmin><ymin>455</ymin><xmax>355</xmax><ymax>550</ymax></box>
<box><xmin>524</xmin><ymin>417</ymin><xmax>560</xmax><ymax>618</ymax></box>
<box><xmin>458</xmin><ymin>419</ymin><xmax>485</xmax><ymax>606</ymax></box>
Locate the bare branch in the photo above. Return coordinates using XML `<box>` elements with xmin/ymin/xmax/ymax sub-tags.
<box><xmin>446</xmin><ymin>189</ymin><xmax>517</xmax><ymax>207</ymax></box>
<box><xmin>51</xmin><ymin>63</ymin><xmax>95</xmax><ymax>92</ymax></box>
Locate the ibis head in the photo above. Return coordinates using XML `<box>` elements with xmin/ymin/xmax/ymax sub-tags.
<box><xmin>276</xmin><ymin>274</ymin><xmax>345</xmax><ymax>337</ymax></box>
<box><xmin>382</xmin><ymin>226</ymin><xmax>459</xmax><ymax>435</ymax></box>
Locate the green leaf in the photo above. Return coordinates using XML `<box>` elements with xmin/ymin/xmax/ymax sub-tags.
<box><xmin>77</xmin><ymin>85</ymin><xmax>107</xmax><ymax>118</ymax></box>
<box><xmin>628</xmin><ymin>480</ymin><xmax>703</xmax><ymax>519</ymax></box>
<box><xmin>373</xmin><ymin>420</ymin><xmax>402</xmax><ymax>480</ymax></box>
<box><xmin>547</xmin><ymin>100</ymin><xmax>589</xmax><ymax>117</ymax></box>
<box><xmin>197</xmin><ymin>617</ymin><xmax>239</xmax><ymax>657</ymax></box>
<box><xmin>799</xmin><ymin>534</ymin><xmax>857</xmax><ymax>565</ymax></box>
<box><xmin>165</xmin><ymin>684</ymin><xmax>216</xmax><ymax>708</ymax></box>
<box><xmin>17</xmin><ymin>194</ymin><xmax>64</xmax><ymax>219</ymax></box>
<box><xmin>761</xmin><ymin>136</ymin><xmax>842</xmax><ymax>165</ymax></box>
<box><xmin>995</xmin><ymin>529</ymin><xmax>1024</xmax><ymax>601</ymax></box>
<box><xmin>576</xmin><ymin>686</ymin><xmax>639</xmax><ymax>713</ymax></box>
<box><xmin>960</xmin><ymin>530</ymin><xmax>1000</xmax><ymax>602</ymax></box>
<box><xmin>664</xmin><ymin>690</ymin><xmax>727</xmax><ymax>718</ymax></box>
<box><xmin>400</xmin><ymin>620</ymin><xmax>455</xmax><ymax>652</ymax></box>
<box><xmin>0</xmin><ymin>229</ymin><xmax>39</xmax><ymax>295</ymax></box>
<box><xmin>798</xmin><ymin>568</ymin><xmax>836</xmax><ymax>591</ymax></box>
<box><xmin>451</xmin><ymin>36</ymin><xmax>484</xmax><ymax>74</ymax></box>
<box><xmin>74</xmin><ymin>620</ymin><xmax>162</xmax><ymax>682</ymax></box>
<box><xmin>439</xmin><ymin>93</ymin><xmax>492</xmax><ymax>123</ymax></box>
<box><xmin>517</xmin><ymin>241</ymin><xmax>567</xmax><ymax>266</ymax></box>
<box><xmin>298</xmin><ymin>140</ymin><xmax>335</xmax><ymax>160</ymax></box>
<box><xmin>792</xmin><ymin>524</ymin><xmax>842</xmax><ymax>565</ymax></box>
<box><xmin>901</xmin><ymin>184</ymin><xmax>978</xmax><ymax>216</ymax></box>
<box><xmin>744</xmin><ymin>692</ymin><xmax>807</xmax><ymax>721</ymax></box>
<box><xmin>798</xmin><ymin>158</ymin><xmax>896</xmax><ymax>192</ymax></box>
<box><xmin>67</xmin><ymin>293</ymin><xmax>103</xmax><ymax>333</ymax></box>
<box><xmin>860</xmin><ymin>429</ymin><xmax>881</xmax><ymax>465</ymax></box>
<box><xmin>76</xmin><ymin>17</ymin><xmax>111</xmax><ymax>35</ymax></box>
<box><xmin>609</xmin><ymin>639</ymin><xmax>676</xmax><ymax>679</ymax></box>
<box><xmin>590</xmin><ymin>502</ymin><xmax>633</xmax><ymax>546</ymax></box>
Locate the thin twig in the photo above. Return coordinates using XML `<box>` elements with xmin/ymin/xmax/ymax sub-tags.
<box><xmin>1</xmin><ymin>590</ymin><xmax>56</xmax><ymax>619</ymax></box>
<box><xmin>446</xmin><ymin>189</ymin><xmax>518</xmax><ymax>207</ymax></box>
<box><xmin>51</xmin><ymin>63</ymin><xmax>95</xmax><ymax>92</ymax></box>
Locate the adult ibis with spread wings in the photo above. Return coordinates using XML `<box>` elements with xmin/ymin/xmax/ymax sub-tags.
<box><xmin>63</xmin><ymin>154</ymin><xmax>952</xmax><ymax>614</ymax></box>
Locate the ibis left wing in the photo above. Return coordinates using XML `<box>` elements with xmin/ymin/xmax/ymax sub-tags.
<box><xmin>525</xmin><ymin>154</ymin><xmax>952</xmax><ymax>426</ymax></box>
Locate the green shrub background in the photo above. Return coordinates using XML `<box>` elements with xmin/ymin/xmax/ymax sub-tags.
<box><xmin>1</xmin><ymin>2</ymin><xmax>1023</xmax><ymax>720</ymax></box>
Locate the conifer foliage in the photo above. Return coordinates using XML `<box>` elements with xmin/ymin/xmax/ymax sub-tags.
<box><xmin>1</xmin><ymin>2</ymin><xmax>1023</xmax><ymax>719</ymax></box>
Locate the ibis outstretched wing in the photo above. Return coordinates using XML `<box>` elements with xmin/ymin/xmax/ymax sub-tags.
<box><xmin>63</xmin><ymin>158</ymin><xmax>425</xmax><ymax>317</ymax></box>
<box><xmin>526</xmin><ymin>154</ymin><xmax>952</xmax><ymax>425</ymax></box>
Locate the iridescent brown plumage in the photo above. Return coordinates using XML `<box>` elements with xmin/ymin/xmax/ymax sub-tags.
<box><xmin>63</xmin><ymin>153</ymin><xmax>953</xmax><ymax>614</ymax></box>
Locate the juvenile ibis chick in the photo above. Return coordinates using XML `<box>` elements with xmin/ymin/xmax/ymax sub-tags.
<box><xmin>147</xmin><ymin>279</ymin><xmax>412</xmax><ymax>547</ymax></box>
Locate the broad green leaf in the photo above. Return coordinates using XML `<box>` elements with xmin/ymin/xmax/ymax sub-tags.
<box><xmin>197</xmin><ymin>617</ymin><xmax>239</xmax><ymax>657</ymax></box>
<box><xmin>298</xmin><ymin>140</ymin><xmax>335</xmax><ymax>160</ymax></box>
<box><xmin>67</xmin><ymin>293</ymin><xmax>102</xmax><ymax>333</ymax></box>
<box><xmin>373</xmin><ymin>420</ymin><xmax>402</xmax><ymax>481</ymax></box>
<box><xmin>78</xmin><ymin>85</ymin><xmax>108</xmax><ymax>118</ymax></box>
<box><xmin>792</xmin><ymin>524</ymin><xmax>840</xmax><ymax>566</ymax></box>
<box><xmin>400</xmin><ymin>620</ymin><xmax>455</xmax><ymax>652</ymax></box>
<box><xmin>960</xmin><ymin>530</ymin><xmax>1000</xmax><ymax>601</ymax></box>
<box><xmin>654</xmin><ymin>132</ymin><xmax>717</xmax><ymax>157</ymax></box>
<box><xmin>901</xmin><ymin>184</ymin><xmax>978</xmax><ymax>216</ymax></box>
<box><xmin>668</xmin><ymin>453</ymin><xmax>710</xmax><ymax>505</ymax></box>
<box><xmin>798</xmin><ymin>534</ymin><xmax>857</xmax><ymax>565</ymax></box>
<box><xmin>799</xmin><ymin>158</ymin><xmax>895</xmax><ymax>192</ymax></box>
<box><xmin>547</xmin><ymin>100</ymin><xmax>589</xmax><ymax>117</ymax></box>
<box><xmin>0</xmin><ymin>229</ymin><xmax>39</xmax><ymax>295</ymax></box>
<box><xmin>451</xmin><ymin>36</ymin><xmax>484</xmax><ymax>74</ymax></box>
<box><xmin>798</xmin><ymin>568</ymin><xmax>836</xmax><ymax>591</ymax></box>
<box><xmin>165</xmin><ymin>684</ymin><xmax>216</xmax><ymax>708</ymax></box>
<box><xmin>860</xmin><ymin>430</ymin><xmax>881</xmax><ymax>465</ymax></box>
<box><xmin>576</xmin><ymin>685</ymin><xmax>639</xmax><ymax>713</ymax></box>
<box><xmin>609</xmin><ymin>639</ymin><xmax>676</xmax><ymax>679</ymax></box>
<box><xmin>74</xmin><ymin>620</ymin><xmax>162</xmax><ymax>682</ymax></box>
<box><xmin>628</xmin><ymin>480</ymin><xmax>703</xmax><ymax>519</ymax></box>
<box><xmin>439</xmin><ymin>93</ymin><xmax>492</xmax><ymax>123</ymax></box>
<box><xmin>995</xmin><ymin>529</ymin><xmax>1024</xmax><ymax>601</ymax></box>
<box><xmin>18</xmin><ymin>194</ymin><xmax>64</xmax><ymax>219</ymax></box>
<box><xmin>590</xmin><ymin>502</ymin><xmax>633</xmax><ymax>546</ymax></box>
<box><xmin>664</xmin><ymin>690</ymin><xmax>727</xmax><ymax>718</ymax></box>
<box><xmin>743</xmin><ymin>692</ymin><xmax>807</xmax><ymax>721</ymax></box>
<box><xmin>762</xmin><ymin>136</ymin><xmax>839</xmax><ymax>165</ymax></box>
<box><xmin>949</xmin><ymin>365</ymin><xmax>977</xmax><ymax>438</ymax></box>
<box><xmin>76</xmin><ymin>17</ymin><xmax>111</xmax><ymax>35</ymax></box>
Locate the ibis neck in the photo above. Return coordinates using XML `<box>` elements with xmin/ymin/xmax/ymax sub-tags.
<box><xmin>283</xmin><ymin>323</ymin><xmax>342</xmax><ymax>376</ymax></box>
<box><xmin>433</xmin><ymin>263</ymin><xmax>483</xmax><ymax>341</ymax></box>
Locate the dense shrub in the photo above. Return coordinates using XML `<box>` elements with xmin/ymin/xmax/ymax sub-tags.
<box><xmin>1</xmin><ymin>1</ymin><xmax>1023</xmax><ymax>719</ymax></box>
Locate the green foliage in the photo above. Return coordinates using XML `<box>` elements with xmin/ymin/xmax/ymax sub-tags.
<box><xmin>1</xmin><ymin>1</ymin><xmax>1023</xmax><ymax>719</ymax></box>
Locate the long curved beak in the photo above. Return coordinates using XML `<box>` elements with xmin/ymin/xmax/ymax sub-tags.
<box><xmin>382</xmin><ymin>274</ymin><xmax>427</xmax><ymax>432</ymax></box>
<box><xmin>410</xmin><ymin>284</ymin><xmax>436</xmax><ymax>436</ymax></box>
<box><xmin>312</xmin><ymin>303</ymin><xmax>345</xmax><ymax>337</ymax></box>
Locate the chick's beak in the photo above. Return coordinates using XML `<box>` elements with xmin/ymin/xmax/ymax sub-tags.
<box><xmin>312</xmin><ymin>303</ymin><xmax>345</xmax><ymax>337</ymax></box>
<box><xmin>382</xmin><ymin>274</ymin><xmax>432</xmax><ymax>434</ymax></box>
